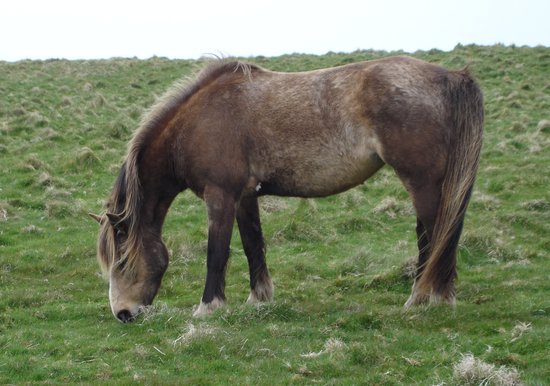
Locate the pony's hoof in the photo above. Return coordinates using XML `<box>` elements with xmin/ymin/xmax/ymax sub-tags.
<box><xmin>246</xmin><ymin>278</ymin><xmax>274</xmax><ymax>304</ymax></box>
<box><xmin>192</xmin><ymin>297</ymin><xmax>225</xmax><ymax>317</ymax></box>
<box><xmin>403</xmin><ymin>291</ymin><xmax>429</xmax><ymax>310</ymax></box>
<box><xmin>433</xmin><ymin>294</ymin><xmax>456</xmax><ymax>307</ymax></box>
<box><xmin>246</xmin><ymin>291</ymin><xmax>273</xmax><ymax>304</ymax></box>
<box><xmin>404</xmin><ymin>291</ymin><xmax>456</xmax><ymax>310</ymax></box>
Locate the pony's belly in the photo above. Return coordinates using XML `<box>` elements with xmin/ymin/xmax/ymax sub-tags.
<box><xmin>255</xmin><ymin>151</ymin><xmax>384</xmax><ymax>197</ymax></box>
<box><xmin>308</xmin><ymin>152</ymin><xmax>385</xmax><ymax>195</ymax></box>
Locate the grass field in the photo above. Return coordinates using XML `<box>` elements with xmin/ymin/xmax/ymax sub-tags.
<box><xmin>1</xmin><ymin>45</ymin><xmax>549</xmax><ymax>384</ymax></box>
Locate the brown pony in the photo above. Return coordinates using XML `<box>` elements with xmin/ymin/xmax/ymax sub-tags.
<box><xmin>91</xmin><ymin>56</ymin><xmax>483</xmax><ymax>322</ymax></box>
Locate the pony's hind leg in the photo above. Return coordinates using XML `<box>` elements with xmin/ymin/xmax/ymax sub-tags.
<box><xmin>193</xmin><ymin>185</ymin><xmax>236</xmax><ymax>317</ymax></box>
<box><xmin>236</xmin><ymin>196</ymin><xmax>274</xmax><ymax>304</ymax></box>
<box><xmin>401</xmin><ymin>179</ymin><xmax>456</xmax><ymax>308</ymax></box>
<box><xmin>404</xmin><ymin>217</ymin><xmax>433</xmax><ymax>308</ymax></box>
<box><xmin>414</xmin><ymin>218</ymin><xmax>430</xmax><ymax>277</ymax></box>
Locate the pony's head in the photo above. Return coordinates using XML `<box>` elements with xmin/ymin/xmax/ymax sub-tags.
<box><xmin>91</xmin><ymin>164</ymin><xmax>169</xmax><ymax>322</ymax></box>
<box><xmin>92</xmin><ymin>213</ymin><xmax>168</xmax><ymax>322</ymax></box>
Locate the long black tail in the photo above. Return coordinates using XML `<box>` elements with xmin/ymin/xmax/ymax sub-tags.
<box><xmin>415</xmin><ymin>69</ymin><xmax>484</xmax><ymax>299</ymax></box>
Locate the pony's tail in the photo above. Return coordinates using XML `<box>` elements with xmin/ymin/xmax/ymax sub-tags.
<box><xmin>414</xmin><ymin>69</ymin><xmax>484</xmax><ymax>303</ymax></box>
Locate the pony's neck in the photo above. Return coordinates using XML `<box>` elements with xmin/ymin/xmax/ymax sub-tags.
<box><xmin>134</xmin><ymin>151</ymin><xmax>181</xmax><ymax>235</ymax></box>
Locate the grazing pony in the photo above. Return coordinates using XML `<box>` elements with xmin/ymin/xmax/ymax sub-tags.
<box><xmin>91</xmin><ymin>56</ymin><xmax>483</xmax><ymax>322</ymax></box>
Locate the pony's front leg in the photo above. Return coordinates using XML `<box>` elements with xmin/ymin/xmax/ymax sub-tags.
<box><xmin>193</xmin><ymin>186</ymin><xmax>236</xmax><ymax>317</ymax></box>
<box><xmin>236</xmin><ymin>196</ymin><xmax>274</xmax><ymax>304</ymax></box>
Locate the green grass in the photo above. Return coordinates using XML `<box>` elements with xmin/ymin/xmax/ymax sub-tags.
<box><xmin>1</xmin><ymin>45</ymin><xmax>549</xmax><ymax>384</ymax></box>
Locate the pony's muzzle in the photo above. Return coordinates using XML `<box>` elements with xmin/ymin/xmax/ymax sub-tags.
<box><xmin>116</xmin><ymin>309</ymin><xmax>134</xmax><ymax>323</ymax></box>
<box><xmin>112</xmin><ymin>303</ymin><xmax>145</xmax><ymax>323</ymax></box>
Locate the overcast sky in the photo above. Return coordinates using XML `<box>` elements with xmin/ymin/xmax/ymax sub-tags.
<box><xmin>1</xmin><ymin>0</ymin><xmax>549</xmax><ymax>61</ymax></box>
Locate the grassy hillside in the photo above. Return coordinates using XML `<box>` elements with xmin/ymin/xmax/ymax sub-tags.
<box><xmin>1</xmin><ymin>45</ymin><xmax>549</xmax><ymax>384</ymax></box>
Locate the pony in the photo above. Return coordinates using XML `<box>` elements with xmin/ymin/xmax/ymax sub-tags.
<box><xmin>90</xmin><ymin>56</ymin><xmax>483</xmax><ymax>322</ymax></box>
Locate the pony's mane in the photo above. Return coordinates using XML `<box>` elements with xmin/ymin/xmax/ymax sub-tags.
<box><xmin>130</xmin><ymin>59</ymin><xmax>260</xmax><ymax>161</ymax></box>
<box><xmin>100</xmin><ymin>60</ymin><xmax>260</xmax><ymax>274</ymax></box>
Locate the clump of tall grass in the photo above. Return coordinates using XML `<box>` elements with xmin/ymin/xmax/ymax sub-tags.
<box><xmin>259</xmin><ymin>196</ymin><xmax>289</xmax><ymax>214</ymax></box>
<box><xmin>520</xmin><ymin>198</ymin><xmax>549</xmax><ymax>212</ymax></box>
<box><xmin>453</xmin><ymin>353</ymin><xmax>522</xmax><ymax>386</ymax></box>
<box><xmin>372</xmin><ymin>197</ymin><xmax>414</xmax><ymax>219</ymax></box>
<box><xmin>108</xmin><ymin>119</ymin><xmax>132</xmax><ymax>139</ymax></box>
<box><xmin>460</xmin><ymin>231</ymin><xmax>519</xmax><ymax>263</ymax></box>
<box><xmin>91</xmin><ymin>93</ymin><xmax>107</xmax><ymax>109</ymax></box>
<box><xmin>61</xmin><ymin>96</ymin><xmax>73</xmax><ymax>106</ymax></box>
<box><xmin>37</xmin><ymin>171</ymin><xmax>53</xmax><ymax>187</ymax></box>
<box><xmin>336</xmin><ymin>248</ymin><xmax>376</xmax><ymax>276</ymax></box>
<box><xmin>271</xmin><ymin>199</ymin><xmax>327</xmax><ymax>242</ymax></box>
<box><xmin>25</xmin><ymin>154</ymin><xmax>47</xmax><ymax>171</ymax></box>
<box><xmin>220</xmin><ymin>301</ymin><xmax>303</xmax><ymax>326</ymax></box>
<box><xmin>27</xmin><ymin>111</ymin><xmax>49</xmax><ymax>128</ymax></box>
<box><xmin>45</xmin><ymin>200</ymin><xmax>73</xmax><ymax>218</ymax></box>
<box><xmin>71</xmin><ymin>146</ymin><xmax>100</xmax><ymax>170</ymax></box>
<box><xmin>172</xmin><ymin>322</ymin><xmax>217</xmax><ymax>346</ymax></box>
<box><xmin>22</xmin><ymin>224</ymin><xmax>43</xmax><ymax>234</ymax></box>
<box><xmin>0</xmin><ymin>203</ymin><xmax>9</xmax><ymax>222</ymax></box>
<box><xmin>537</xmin><ymin>119</ymin><xmax>550</xmax><ymax>133</ymax></box>
<box><xmin>82</xmin><ymin>82</ymin><xmax>94</xmax><ymax>92</ymax></box>
<box><xmin>300</xmin><ymin>338</ymin><xmax>346</xmax><ymax>359</ymax></box>
<box><xmin>35</xmin><ymin>127</ymin><xmax>60</xmax><ymax>142</ymax></box>
<box><xmin>470</xmin><ymin>191</ymin><xmax>501</xmax><ymax>211</ymax></box>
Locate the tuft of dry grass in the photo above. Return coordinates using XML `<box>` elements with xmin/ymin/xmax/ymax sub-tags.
<box><xmin>22</xmin><ymin>224</ymin><xmax>43</xmax><ymax>234</ymax></box>
<box><xmin>82</xmin><ymin>82</ymin><xmax>94</xmax><ymax>92</ymax></box>
<box><xmin>259</xmin><ymin>196</ymin><xmax>290</xmax><ymax>214</ymax></box>
<box><xmin>453</xmin><ymin>353</ymin><xmax>522</xmax><ymax>386</ymax></box>
<box><xmin>520</xmin><ymin>198</ymin><xmax>550</xmax><ymax>212</ymax></box>
<box><xmin>300</xmin><ymin>338</ymin><xmax>346</xmax><ymax>359</ymax></box>
<box><xmin>172</xmin><ymin>322</ymin><xmax>217</xmax><ymax>346</ymax></box>
<box><xmin>401</xmin><ymin>256</ymin><xmax>418</xmax><ymax>279</ymax></box>
<box><xmin>45</xmin><ymin>200</ymin><xmax>73</xmax><ymax>218</ymax></box>
<box><xmin>27</xmin><ymin>111</ymin><xmax>49</xmax><ymax>127</ymax></box>
<box><xmin>510</xmin><ymin>322</ymin><xmax>532</xmax><ymax>342</ymax></box>
<box><xmin>61</xmin><ymin>96</ymin><xmax>73</xmax><ymax>106</ymax></box>
<box><xmin>37</xmin><ymin>127</ymin><xmax>60</xmax><ymax>141</ymax></box>
<box><xmin>108</xmin><ymin>119</ymin><xmax>131</xmax><ymax>139</ymax></box>
<box><xmin>537</xmin><ymin>119</ymin><xmax>550</xmax><ymax>133</ymax></box>
<box><xmin>92</xmin><ymin>93</ymin><xmax>107</xmax><ymax>109</ymax></box>
<box><xmin>73</xmin><ymin>147</ymin><xmax>100</xmax><ymax>170</ymax></box>
<box><xmin>471</xmin><ymin>192</ymin><xmax>501</xmax><ymax>211</ymax></box>
<box><xmin>372</xmin><ymin>197</ymin><xmax>414</xmax><ymax>219</ymax></box>
<box><xmin>25</xmin><ymin>154</ymin><xmax>47</xmax><ymax>171</ymax></box>
<box><xmin>38</xmin><ymin>172</ymin><xmax>53</xmax><ymax>187</ymax></box>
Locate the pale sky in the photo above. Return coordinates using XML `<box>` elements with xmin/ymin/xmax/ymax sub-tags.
<box><xmin>1</xmin><ymin>0</ymin><xmax>549</xmax><ymax>61</ymax></box>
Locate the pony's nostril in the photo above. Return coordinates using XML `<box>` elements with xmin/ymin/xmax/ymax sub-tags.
<box><xmin>116</xmin><ymin>309</ymin><xmax>133</xmax><ymax>323</ymax></box>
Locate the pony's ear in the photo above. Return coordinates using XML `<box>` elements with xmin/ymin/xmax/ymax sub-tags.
<box><xmin>106</xmin><ymin>213</ymin><xmax>126</xmax><ymax>233</ymax></box>
<box><xmin>88</xmin><ymin>213</ymin><xmax>104</xmax><ymax>224</ymax></box>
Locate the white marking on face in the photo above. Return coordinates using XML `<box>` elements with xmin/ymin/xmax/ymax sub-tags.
<box><xmin>255</xmin><ymin>182</ymin><xmax>262</xmax><ymax>192</ymax></box>
<box><xmin>109</xmin><ymin>273</ymin><xmax>141</xmax><ymax>320</ymax></box>
<box><xmin>109</xmin><ymin>279</ymin><xmax>115</xmax><ymax>312</ymax></box>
